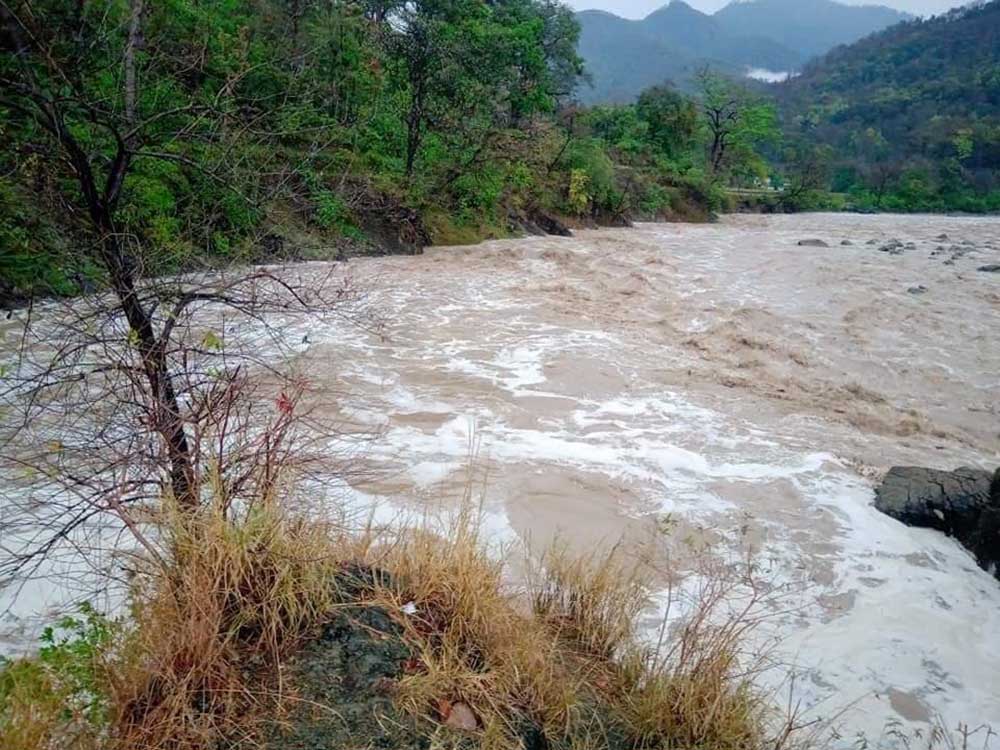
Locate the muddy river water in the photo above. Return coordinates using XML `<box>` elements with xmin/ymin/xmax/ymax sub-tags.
<box><xmin>4</xmin><ymin>213</ymin><xmax>1000</xmax><ymax>740</ymax></box>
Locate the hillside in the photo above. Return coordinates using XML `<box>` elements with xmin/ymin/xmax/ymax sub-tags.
<box><xmin>777</xmin><ymin>0</ymin><xmax>1000</xmax><ymax>211</ymax></box>
<box><xmin>575</xmin><ymin>0</ymin><xmax>908</xmax><ymax>104</ymax></box>
<box><xmin>576</xmin><ymin>1</ymin><xmax>801</xmax><ymax>103</ymax></box>
<box><xmin>715</xmin><ymin>0</ymin><xmax>911</xmax><ymax>60</ymax></box>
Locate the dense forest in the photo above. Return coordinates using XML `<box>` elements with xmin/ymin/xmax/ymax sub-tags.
<box><xmin>1</xmin><ymin>0</ymin><xmax>775</xmax><ymax>305</ymax></box>
<box><xmin>776</xmin><ymin>0</ymin><xmax>1000</xmax><ymax>212</ymax></box>
<box><xmin>2</xmin><ymin>0</ymin><xmax>999</xmax><ymax>305</ymax></box>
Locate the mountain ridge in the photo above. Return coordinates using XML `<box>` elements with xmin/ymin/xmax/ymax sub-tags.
<box><xmin>575</xmin><ymin>0</ymin><xmax>911</xmax><ymax>104</ymax></box>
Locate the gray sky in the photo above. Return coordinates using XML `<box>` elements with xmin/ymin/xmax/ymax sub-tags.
<box><xmin>565</xmin><ymin>0</ymin><xmax>969</xmax><ymax>19</ymax></box>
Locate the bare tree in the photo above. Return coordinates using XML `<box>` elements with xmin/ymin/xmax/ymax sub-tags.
<box><xmin>696</xmin><ymin>68</ymin><xmax>777</xmax><ymax>179</ymax></box>
<box><xmin>0</xmin><ymin>1</ymin><xmax>379</xmax><ymax>605</ymax></box>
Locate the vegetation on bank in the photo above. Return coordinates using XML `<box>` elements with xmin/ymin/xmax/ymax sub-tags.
<box><xmin>2</xmin><ymin>1</ymin><xmax>998</xmax><ymax>308</ymax></box>
<box><xmin>0</xmin><ymin>474</ymin><xmax>803</xmax><ymax>750</ymax></box>
<box><xmin>775</xmin><ymin>0</ymin><xmax>1000</xmax><ymax>214</ymax></box>
<box><xmin>0</xmin><ymin>0</ymin><xmax>764</xmax><ymax>307</ymax></box>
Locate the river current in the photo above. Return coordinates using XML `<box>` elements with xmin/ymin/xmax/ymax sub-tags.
<box><xmin>3</xmin><ymin>213</ymin><xmax>999</xmax><ymax>740</ymax></box>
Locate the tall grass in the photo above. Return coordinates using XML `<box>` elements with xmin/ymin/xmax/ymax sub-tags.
<box><xmin>106</xmin><ymin>499</ymin><xmax>346</xmax><ymax>749</ymax></box>
<box><xmin>2</xmin><ymin>487</ymin><xmax>830</xmax><ymax>750</ymax></box>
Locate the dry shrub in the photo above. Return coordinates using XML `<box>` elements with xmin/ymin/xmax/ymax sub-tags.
<box><xmin>3</xmin><ymin>487</ymin><xmax>815</xmax><ymax>750</ymax></box>
<box><xmin>529</xmin><ymin>546</ymin><xmax>785</xmax><ymax>750</ymax></box>
<box><xmin>363</xmin><ymin>504</ymin><xmax>584</xmax><ymax>746</ymax></box>
<box><xmin>107</xmin><ymin>501</ymin><xmax>343</xmax><ymax>749</ymax></box>
<box><xmin>359</xmin><ymin>505</ymin><xmax>802</xmax><ymax>750</ymax></box>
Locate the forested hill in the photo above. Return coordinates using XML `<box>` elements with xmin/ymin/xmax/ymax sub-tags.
<box><xmin>713</xmin><ymin>0</ymin><xmax>911</xmax><ymax>60</ymax></box>
<box><xmin>777</xmin><ymin>0</ymin><xmax>1000</xmax><ymax>212</ymax></box>
<box><xmin>574</xmin><ymin>0</ymin><xmax>908</xmax><ymax>104</ymax></box>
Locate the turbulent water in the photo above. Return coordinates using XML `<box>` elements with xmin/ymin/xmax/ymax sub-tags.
<box><xmin>3</xmin><ymin>213</ymin><xmax>1000</xmax><ymax>739</ymax></box>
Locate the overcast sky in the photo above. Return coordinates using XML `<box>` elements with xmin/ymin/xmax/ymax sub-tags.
<box><xmin>564</xmin><ymin>0</ymin><xmax>969</xmax><ymax>19</ymax></box>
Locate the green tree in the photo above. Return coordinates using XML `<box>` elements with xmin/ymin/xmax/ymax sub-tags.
<box><xmin>695</xmin><ymin>69</ymin><xmax>778</xmax><ymax>180</ymax></box>
<box><xmin>636</xmin><ymin>84</ymin><xmax>699</xmax><ymax>161</ymax></box>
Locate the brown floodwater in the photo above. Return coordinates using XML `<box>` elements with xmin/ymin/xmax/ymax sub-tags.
<box><xmin>3</xmin><ymin>213</ymin><xmax>999</xmax><ymax>740</ymax></box>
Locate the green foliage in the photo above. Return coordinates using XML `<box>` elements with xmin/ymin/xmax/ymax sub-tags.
<box><xmin>698</xmin><ymin>70</ymin><xmax>779</xmax><ymax>183</ymax></box>
<box><xmin>778</xmin><ymin>1</ymin><xmax>1000</xmax><ymax>212</ymax></box>
<box><xmin>568</xmin><ymin>169</ymin><xmax>591</xmax><ymax>215</ymax></box>
<box><xmin>0</xmin><ymin>604</ymin><xmax>113</xmax><ymax>746</ymax></box>
<box><xmin>0</xmin><ymin>0</ymin><xmax>743</xmax><ymax>304</ymax></box>
<box><xmin>314</xmin><ymin>191</ymin><xmax>349</xmax><ymax>230</ymax></box>
<box><xmin>0</xmin><ymin>177</ymin><xmax>81</xmax><ymax>299</ymax></box>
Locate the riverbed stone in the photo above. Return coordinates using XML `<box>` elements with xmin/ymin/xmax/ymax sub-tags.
<box><xmin>797</xmin><ymin>239</ymin><xmax>829</xmax><ymax>247</ymax></box>
<box><xmin>978</xmin><ymin>264</ymin><xmax>1000</xmax><ymax>273</ymax></box>
<box><xmin>874</xmin><ymin>466</ymin><xmax>999</xmax><ymax>579</ymax></box>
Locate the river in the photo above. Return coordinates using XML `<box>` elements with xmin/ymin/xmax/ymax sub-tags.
<box><xmin>3</xmin><ymin>213</ymin><xmax>1000</xmax><ymax>740</ymax></box>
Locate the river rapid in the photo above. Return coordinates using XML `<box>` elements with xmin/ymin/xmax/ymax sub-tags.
<box><xmin>3</xmin><ymin>213</ymin><xmax>1000</xmax><ymax>740</ymax></box>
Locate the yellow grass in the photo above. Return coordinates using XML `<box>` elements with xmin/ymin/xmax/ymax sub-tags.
<box><xmin>3</xmin><ymin>487</ymin><xmax>823</xmax><ymax>750</ymax></box>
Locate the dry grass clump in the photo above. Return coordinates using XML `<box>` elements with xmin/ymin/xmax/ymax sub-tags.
<box><xmin>106</xmin><ymin>500</ymin><xmax>345</xmax><ymax>749</ymax></box>
<box><xmin>362</xmin><ymin>507</ymin><xmax>584</xmax><ymax>747</ymax></box>
<box><xmin>528</xmin><ymin>545</ymin><xmax>783</xmax><ymax>750</ymax></box>
<box><xmin>356</xmin><ymin>508</ymin><xmax>793</xmax><ymax>750</ymax></box>
<box><xmin>3</xmin><ymin>492</ymin><xmax>809</xmax><ymax>750</ymax></box>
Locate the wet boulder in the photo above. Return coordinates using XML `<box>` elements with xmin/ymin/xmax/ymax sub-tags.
<box><xmin>978</xmin><ymin>264</ymin><xmax>1000</xmax><ymax>273</ymax></box>
<box><xmin>529</xmin><ymin>208</ymin><xmax>573</xmax><ymax>237</ymax></box>
<box><xmin>797</xmin><ymin>239</ymin><xmax>829</xmax><ymax>247</ymax></box>
<box><xmin>874</xmin><ymin>466</ymin><xmax>1000</xmax><ymax>579</ymax></box>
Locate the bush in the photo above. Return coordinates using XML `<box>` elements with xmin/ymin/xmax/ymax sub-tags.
<box><xmin>0</xmin><ymin>604</ymin><xmax>113</xmax><ymax>750</ymax></box>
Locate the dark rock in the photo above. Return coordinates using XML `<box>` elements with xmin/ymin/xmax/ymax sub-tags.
<box><xmin>935</xmin><ymin>233</ymin><xmax>950</xmax><ymax>241</ymax></box>
<box><xmin>978</xmin><ymin>264</ymin><xmax>1000</xmax><ymax>273</ymax></box>
<box><xmin>878</xmin><ymin>239</ymin><xmax>905</xmax><ymax>255</ymax></box>
<box><xmin>874</xmin><ymin>466</ymin><xmax>1000</xmax><ymax>578</ymax></box>
<box><xmin>528</xmin><ymin>209</ymin><xmax>573</xmax><ymax>237</ymax></box>
<box><xmin>259</xmin><ymin>233</ymin><xmax>287</xmax><ymax>257</ymax></box>
<box><xmin>797</xmin><ymin>239</ymin><xmax>829</xmax><ymax>247</ymax></box>
<box><xmin>841</xmin><ymin>240</ymin><xmax>854</xmax><ymax>246</ymax></box>
<box><xmin>264</xmin><ymin>603</ymin><xmax>428</xmax><ymax>750</ymax></box>
<box><xmin>866</xmin><ymin>239</ymin><xmax>878</xmax><ymax>245</ymax></box>
<box><xmin>907</xmin><ymin>285</ymin><xmax>928</xmax><ymax>295</ymax></box>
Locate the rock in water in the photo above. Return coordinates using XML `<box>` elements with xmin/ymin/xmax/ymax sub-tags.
<box><xmin>978</xmin><ymin>264</ymin><xmax>1000</xmax><ymax>273</ymax></box>
<box><xmin>874</xmin><ymin>466</ymin><xmax>999</xmax><ymax>579</ymax></box>
<box><xmin>797</xmin><ymin>239</ymin><xmax>829</xmax><ymax>247</ymax></box>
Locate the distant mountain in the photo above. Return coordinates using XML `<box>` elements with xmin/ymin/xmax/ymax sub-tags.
<box><xmin>575</xmin><ymin>0</ymin><xmax>910</xmax><ymax>104</ymax></box>
<box><xmin>576</xmin><ymin>1</ymin><xmax>803</xmax><ymax>103</ymax></box>
<box><xmin>777</xmin><ymin>0</ymin><xmax>1000</xmax><ymax>205</ymax></box>
<box><xmin>714</xmin><ymin>0</ymin><xmax>912</xmax><ymax>60</ymax></box>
